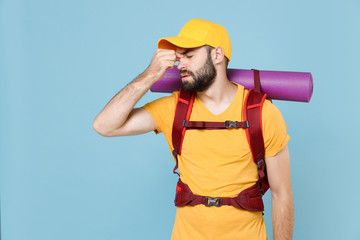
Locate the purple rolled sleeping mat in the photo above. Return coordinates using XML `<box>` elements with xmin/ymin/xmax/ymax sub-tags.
<box><xmin>150</xmin><ymin>68</ymin><xmax>313</xmax><ymax>102</ymax></box>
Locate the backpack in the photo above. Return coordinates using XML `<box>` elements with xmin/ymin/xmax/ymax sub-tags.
<box><xmin>171</xmin><ymin>69</ymin><xmax>269</xmax><ymax>212</ymax></box>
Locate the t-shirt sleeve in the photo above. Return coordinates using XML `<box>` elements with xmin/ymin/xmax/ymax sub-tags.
<box><xmin>141</xmin><ymin>92</ymin><xmax>178</xmax><ymax>135</ymax></box>
<box><xmin>262</xmin><ymin>100</ymin><xmax>290</xmax><ymax>157</ymax></box>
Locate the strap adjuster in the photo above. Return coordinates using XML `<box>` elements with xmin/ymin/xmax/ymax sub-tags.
<box><xmin>172</xmin><ymin>150</ymin><xmax>178</xmax><ymax>160</ymax></box>
<box><xmin>204</xmin><ymin>197</ymin><xmax>222</xmax><ymax>207</ymax></box>
<box><xmin>225</xmin><ymin>120</ymin><xmax>238</xmax><ymax>128</ymax></box>
<box><xmin>182</xmin><ymin>120</ymin><xmax>187</xmax><ymax>127</ymax></box>
<box><xmin>257</xmin><ymin>159</ymin><xmax>265</xmax><ymax>168</ymax></box>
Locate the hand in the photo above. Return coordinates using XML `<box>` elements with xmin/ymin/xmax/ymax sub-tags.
<box><xmin>144</xmin><ymin>49</ymin><xmax>177</xmax><ymax>83</ymax></box>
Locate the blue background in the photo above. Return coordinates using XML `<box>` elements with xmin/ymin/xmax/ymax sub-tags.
<box><xmin>1</xmin><ymin>0</ymin><xmax>359</xmax><ymax>239</ymax></box>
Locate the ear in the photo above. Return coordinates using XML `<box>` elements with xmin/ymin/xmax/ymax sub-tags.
<box><xmin>213</xmin><ymin>46</ymin><xmax>225</xmax><ymax>65</ymax></box>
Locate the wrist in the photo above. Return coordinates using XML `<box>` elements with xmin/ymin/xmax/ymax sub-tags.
<box><xmin>133</xmin><ymin>71</ymin><xmax>157</xmax><ymax>90</ymax></box>
<box><xmin>142</xmin><ymin>66</ymin><xmax>166</xmax><ymax>83</ymax></box>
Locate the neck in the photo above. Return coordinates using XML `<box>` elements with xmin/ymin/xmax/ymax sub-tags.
<box><xmin>196</xmin><ymin>70</ymin><xmax>237</xmax><ymax>105</ymax></box>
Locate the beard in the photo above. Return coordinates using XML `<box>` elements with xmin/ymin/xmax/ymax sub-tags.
<box><xmin>180</xmin><ymin>52</ymin><xmax>217</xmax><ymax>92</ymax></box>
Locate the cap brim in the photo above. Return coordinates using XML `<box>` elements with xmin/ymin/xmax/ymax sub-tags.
<box><xmin>158</xmin><ymin>36</ymin><xmax>205</xmax><ymax>50</ymax></box>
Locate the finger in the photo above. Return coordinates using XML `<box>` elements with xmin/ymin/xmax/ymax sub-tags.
<box><xmin>155</xmin><ymin>49</ymin><xmax>176</xmax><ymax>58</ymax></box>
<box><xmin>175</xmin><ymin>52</ymin><xmax>183</xmax><ymax>59</ymax></box>
<box><xmin>163</xmin><ymin>60</ymin><xmax>176</xmax><ymax>69</ymax></box>
<box><xmin>156</xmin><ymin>53</ymin><xmax>177</xmax><ymax>63</ymax></box>
<box><xmin>157</xmin><ymin>49</ymin><xmax>176</xmax><ymax>56</ymax></box>
<box><xmin>157</xmin><ymin>48</ymin><xmax>175</xmax><ymax>53</ymax></box>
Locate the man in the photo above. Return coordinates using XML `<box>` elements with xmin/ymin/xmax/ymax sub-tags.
<box><xmin>93</xmin><ymin>19</ymin><xmax>294</xmax><ymax>240</ymax></box>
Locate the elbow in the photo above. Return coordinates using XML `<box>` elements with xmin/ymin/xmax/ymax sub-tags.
<box><xmin>93</xmin><ymin>119</ymin><xmax>113</xmax><ymax>137</ymax></box>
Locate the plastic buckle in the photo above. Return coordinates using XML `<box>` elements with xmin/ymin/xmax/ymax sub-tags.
<box><xmin>204</xmin><ymin>197</ymin><xmax>222</xmax><ymax>207</ymax></box>
<box><xmin>244</xmin><ymin>121</ymin><xmax>250</xmax><ymax>128</ymax></box>
<box><xmin>225</xmin><ymin>120</ymin><xmax>238</xmax><ymax>128</ymax></box>
<box><xmin>260</xmin><ymin>188</ymin><xmax>264</xmax><ymax>196</ymax></box>
<box><xmin>172</xmin><ymin>150</ymin><xmax>178</xmax><ymax>160</ymax></box>
<box><xmin>182</xmin><ymin>120</ymin><xmax>187</xmax><ymax>127</ymax></box>
<box><xmin>257</xmin><ymin>159</ymin><xmax>265</xmax><ymax>168</ymax></box>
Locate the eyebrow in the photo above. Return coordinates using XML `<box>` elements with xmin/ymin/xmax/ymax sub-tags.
<box><xmin>180</xmin><ymin>49</ymin><xmax>194</xmax><ymax>55</ymax></box>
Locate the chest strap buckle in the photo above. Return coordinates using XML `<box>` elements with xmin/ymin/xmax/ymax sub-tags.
<box><xmin>225</xmin><ymin>120</ymin><xmax>238</xmax><ymax>128</ymax></box>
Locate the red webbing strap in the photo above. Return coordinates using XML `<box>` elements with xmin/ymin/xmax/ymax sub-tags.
<box><xmin>252</xmin><ymin>69</ymin><xmax>261</xmax><ymax>92</ymax></box>
<box><xmin>244</xmin><ymin>89</ymin><xmax>266</xmax><ymax>162</ymax></box>
<box><xmin>183</xmin><ymin>120</ymin><xmax>249</xmax><ymax>129</ymax></box>
<box><xmin>171</xmin><ymin>89</ymin><xmax>195</xmax><ymax>175</ymax></box>
<box><xmin>243</xmin><ymin>89</ymin><xmax>269</xmax><ymax>194</ymax></box>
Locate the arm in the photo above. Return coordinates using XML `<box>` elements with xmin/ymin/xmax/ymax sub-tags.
<box><xmin>265</xmin><ymin>145</ymin><xmax>294</xmax><ymax>240</ymax></box>
<box><xmin>93</xmin><ymin>49</ymin><xmax>177</xmax><ymax>137</ymax></box>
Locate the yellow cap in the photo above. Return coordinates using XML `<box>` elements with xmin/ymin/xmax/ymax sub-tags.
<box><xmin>158</xmin><ymin>19</ymin><xmax>232</xmax><ymax>61</ymax></box>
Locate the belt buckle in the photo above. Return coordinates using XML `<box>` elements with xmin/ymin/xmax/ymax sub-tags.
<box><xmin>204</xmin><ymin>197</ymin><xmax>222</xmax><ymax>207</ymax></box>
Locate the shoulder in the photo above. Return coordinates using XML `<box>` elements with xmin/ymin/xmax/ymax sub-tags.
<box><xmin>141</xmin><ymin>91</ymin><xmax>180</xmax><ymax>134</ymax></box>
<box><xmin>262</xmin><ymin>99</ymin><xmax>284</xmax><ymax>122</ymax></box>
<box><xmin>142</xmin><ymin>91</ymin><xmax>179</xmax><ymax>111</ymax></box>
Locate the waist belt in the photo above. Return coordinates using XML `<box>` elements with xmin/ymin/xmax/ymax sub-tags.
<box><xmin>174</xmin><ymin>179</ymin><xmax>265</xmax><ymax>212</ymax></box>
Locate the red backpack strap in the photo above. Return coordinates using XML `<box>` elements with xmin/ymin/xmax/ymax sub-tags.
<box><xmin>172</xmin><ymin>89</ymin><xmax>195</xmax><ymax>176</ymax></box>
<box><xmin>244</xmin><ymin>89</ymin><xmax>266</xmax><ymax>162</ymax></box>
<box><xmin>243</xmin><ymin>89</ymin><xmax>269</xmax><ymax>194</ymax></box>
<box><xmin>252</xmin><ymin>69</ymin><xmax>261</xmax><ymax>92</ymax></box>
<box><xmin>252</xmin><ymin>68</ymin><xmax>272</xmax><ymax>102</ymax></box>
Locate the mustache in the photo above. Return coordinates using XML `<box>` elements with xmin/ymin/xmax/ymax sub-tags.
<box><xmin>179</xmin><ymin>70</ymin><xmax>195</xmax><ymax>77</ymax></box>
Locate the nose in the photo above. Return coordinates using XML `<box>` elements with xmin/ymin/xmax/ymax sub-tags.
<box><xmin>177</xmin><ymin>58</ymin><xmax>186</xmax><ymax>70</ymax></box>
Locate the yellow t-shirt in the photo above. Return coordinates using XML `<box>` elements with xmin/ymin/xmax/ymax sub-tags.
<box><xmin>142</xmin><ymin>83</ymin><xmax>290</xmax><ymax>240</ymax></box>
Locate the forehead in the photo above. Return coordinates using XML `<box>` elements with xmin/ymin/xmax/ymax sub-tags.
<box><xmin>175</xmin><ymin>46</ymin><xmax>203</xmax><ymax>55</ymax></box>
